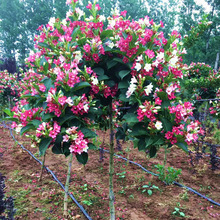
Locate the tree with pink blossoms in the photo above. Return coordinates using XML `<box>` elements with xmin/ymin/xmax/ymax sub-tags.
<box><xmin>5</xmin><ymin>0</ymin><xmax>205</xmax><ymax>218</ymax></box>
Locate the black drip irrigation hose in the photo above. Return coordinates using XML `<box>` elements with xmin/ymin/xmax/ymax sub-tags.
<box><xmin>194</xmin><ymin>98</ymin><xmax>220</xmax><ymax>102</ymax></box>
<box><xmin>1</xmin><ymin>123</ymin><xmax>92</xmax><ymax>220</ymax></box>
<box><xmin>2</xmin><ymin>123</ymin><xmax>220</xmax><ymax>208</ymax></box>
<box><xmin>102</xmin><ymin>149</ymin><xmax>220</xmax><ymax>207</ymax></box>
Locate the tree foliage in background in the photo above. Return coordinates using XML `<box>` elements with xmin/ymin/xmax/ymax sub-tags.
<box><xmin>0</xmin><ymin>0</ymin><xmax>219</xmax><ymax>71</ymax></box>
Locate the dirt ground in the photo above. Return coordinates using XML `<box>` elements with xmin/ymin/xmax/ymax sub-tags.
<box><xmin>0</xmin><ymin>126</ymin><xmax>220</xmax><ymax>220</ymax></box>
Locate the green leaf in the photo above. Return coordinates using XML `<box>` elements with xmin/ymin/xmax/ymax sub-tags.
<box><xmin>118</xmin><ymin>81</ymin><xmax>129</xmax><ymax>89</ymax></box>
<box><xmin>31</xmin><ymin>120</ymin><xmax>42</xmax><ymax>128</ymax></box>
<box><xmin>115</xmin><ymin>127</ymin><xmax>125</xmax><ymax>140</ymax></box>
<box><xmin>123</xmin><ymin>113</ymin><xmax>138</xmax><ymax>123</ymax></box>
<box><xmin>149</xmin><ymin>146</ymin><xmax>157</xmax><ymax>158</ymax></box>
<box><xmin>80</xmin><ymin>128</ymin><xmax>97</xmax><ymax>138</ymax></box>
<box><xmin>42</xmin><ymin>113</ymin><xmax>55</xmax><ymax>121</ymax></box>
<box><xmin>42</xmin><ymin>77</ymin><xmax>53</xmax><ymax>91</ymax></box>
<box><xmin>119</xmin><ymin>70</ymin><xmax>130</xmax><ymax>79</ymax></box>
<box><xmin>157</xmin><ymin>91</ymin><xmax>167</xmax><ymax>100</ymax></box>
<box><xmin>39</xmin><ymin>137</ymin><xmax>53</xmax><ymax>156</ymax></box>
<box><xmin>40</xmin><ymin>56</ymin><xmax>47</xmax><ymax>66</ymax></box>
<box><xmin>130</xmin><ymin>123</ymin><xmax>147</xmax><ymax>137</ymax></box>
<box><xmin>147</xmin><ymin>189</ymin><xmax>153</xmax><ymax>196</ymax></box>
<box><xmin>3</xmin><ymin>108</ymin><xmax>13</xmax><ymax>116</ymax></box>
<box><xmin>76</xmin><ymin>152</ymin><xmax>88</xmax><ymax>165</ymax></box>
<box><xmin>122</xmin><ymin>32</ymin><xmax>128</xmax><ymax>39</ymax></box>
<box><xmin>176</xmin><ymin>142</ymin><xmax>188</xmax><ymax>153</ymax></box>
<box><xmin>38</xmin><ymin>42</ymin><xmax>52</xmax><ymax>50</ymax></box>
<box><xmin>88</xmin><ymin>143</ymin><xmax>97</xmax><ymax>150</ymax></box>
<box><xmin>93</xmin><ymin>67</ymin><xmax>104</xmax><ymax>75</ymax></box>
<box><xmin>118</xmin><ymin>93</ymin><xmax>129</xmax><ymax>102</ymax></box>
<box><xmin>20</xmin><ymin>124</ymin><xmax>35</xmax><ymax>135</ymax></box>
<box><xmin>161</xmin><ymin>100</ymin><xmax>171</xmax><ymax>109</ymax></box>
<box><xmin>100</xmin><ymin>29</ymin><xmax>113</xmax><ymax>39</ymax></box>
<box><xmin>63</xmin><ymin>142</ymin><xmax>71</xmax><ymax>157</ymax></box>
<box><xmin>160</xmin><ymin>117</ymin><xmax>172</xmax><ymax>132</ymax></box>
<box><xmin>107</xmin><ymin>60</ymin><xmax>117</xmax><ymax>69</ymax></box>
<box><xmin>57</xmin><ymin>115</ymin><xmax>76</xmax><ymax>125</ymax></box>
<box><xmin>145</xmin><ymin>137</ymin><xmax>154</xmax><ymax>147</ymax></box>
<box><xmin>98</xmin><ymin>74</ymin><xmax>109</xmax><ymax>81</ymax></box>
<box><xmin>73</xmin><ymin>82</ymin><xmax>91</xmax><ymax>91</ymax></box>
<box><xmin>52</xmin><ymin>143</ymin><xmax>63</xmax><ymax>154</ymax></box>
<box><xmin>71</xmin><ymin>26</ymin><xmax>80</xmax><ymax>39</ymax></box>
<box><xmin>138</xmin><ymin>138</ymin><xmax>146</xmax><ymax>151</ymax></box>
<box><xmin>153</xmin><ymin>137</ymin><xmax>164</xmax><ymax>145</ymax></box>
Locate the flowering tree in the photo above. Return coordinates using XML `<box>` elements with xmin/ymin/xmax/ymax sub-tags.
<box><xmin>182</xmin><ymin>62</ymin><xmax>220</xmax><ymax>101</ymax></box>
<box><xmin>5</xmin><ymin>0</ymin><xmax>205</xmax><ymax>218</ymax></box>
<box><xmin>0</xmin><ymin>70</ymin><xmax>21</xmax><ymax>116</ymax></box>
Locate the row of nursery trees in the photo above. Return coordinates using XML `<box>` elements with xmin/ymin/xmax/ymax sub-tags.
<box><xmin>0</xmin><ymin>0</ymin><xmax>220</xmax><ymax>71</ymax></box>
<box><xmin>1</xmin><ymin>0</ymin><xmax>219</xmax><ymax>219</ymax></box>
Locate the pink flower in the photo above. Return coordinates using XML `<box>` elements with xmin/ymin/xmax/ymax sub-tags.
<box><xmin>83</xmin><ymin>44</ymin><xmax>91</xmax><ymax>53</ymax></box>
<box><xmin>121</xmin><ymin>10</ymin><xmax>127</xmax><ymax>17</ymax></box>
<box><xmin>145</xmin><ymin>49</ymin><xmax>155</xmax><ymax>58</ymax></box>
<box><xmin>86</xmin><ymin>3</ymin><xmax>92</xmax><ymax>10</ymax></box>
<box><xmin>165</xmin><ymin>131</ymin><xmax>173</xmax><ymax>140</ymax></box>
<box><xmin>39</xmin><ymin>84</ymin><xmax>46</xmax><ymax>92</ymax></box>
<box><xmin>155</xmin><ymin>98</ymin><xmax>162</xmax><ymax>105</ymax></box>
<box><xmin>63</xmin><ymin>135</ymin><xmax>69</xmax><ymax>142</ymax></box>
<box><xmin>58</xmin><ymin>96</ymin><xmax>67</xmax><ymax>106</ymax></box>
<box><xmin>95</xmin><ymin>4</ymin><xmax>101</xmax><ymax>11</ymax></box>
<box><xmin>49</xmin><ymin>130</ymin><xmax>57</xmax><ymax>139</ymax></box>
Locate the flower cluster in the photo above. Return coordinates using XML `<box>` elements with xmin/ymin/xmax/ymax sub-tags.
<box><xmin>63</xmin><ymin>126</ymin><xmax>88</xmax><ymax>154</ymax></box>
<box><xmin>11</xmin><ymin>100</ymin><xmax>41</xmax><ymax>127</ymax></box>
<box><xmin>183</xmin><ymin>62</ymin><xmax>220</xmax><ymax>100</ymax></box>
<box><xmin>36</xmin><ymin>121</ymin><xmax>61</xmax><ymax>140</ymax></box>
<box><xmin>209</xmin><ymin>89</ymin><xmax>220</xmax><ymax>118</ymax></box>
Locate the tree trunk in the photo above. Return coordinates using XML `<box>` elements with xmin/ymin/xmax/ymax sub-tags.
<box><xmin>109</xmin><ymin>101</ymin><xmax>115</xmax><ymax>220</ymax></box>
<box><xmin>214</xmin><ymin>52</ymin><xmax>219</xmax><ymax>71</ymax></box>
<box><xmin>64</xmin><ymin>154</ymin><xmax>73</xmax><ymax>217</ymax></box>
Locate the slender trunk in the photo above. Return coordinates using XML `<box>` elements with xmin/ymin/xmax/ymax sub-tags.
<box><xmin>109</xmin><ymin>101</ymin><xmax>115</xmax><ymax>220</ymax></box>
<box><xmin>99</xmin><ymin>132</ymin><xmax>105</xmax><ymax>162</ymax></box>
<box><xmin>39</xmin><ymin>153</ymin><xmax>46</xmax><ymax>182</ymax></box>
<box><xmin>164</xmin><ymin>146</ymin><xmax>167</xmax><ymax>184</ymax></box>
<box><xmin>214</xmin><ymin>52</ymin><xmax>219</xmax><ymax>71</ymax></box>
<box><xmin>64</xmin><ymin>154</ymin><xmax>73</xmax><ymax>217</ymax></box>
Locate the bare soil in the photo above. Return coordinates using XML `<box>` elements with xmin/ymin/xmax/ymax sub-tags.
<box><xmin>0</xmin><ymin>126</ymin><xmax>220</xmax><ymax>220</ymax></box>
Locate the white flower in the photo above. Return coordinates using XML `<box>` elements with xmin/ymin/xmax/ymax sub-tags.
<box><xmin>75</xmin><ymin>7</ymin><xmax>85</xmax><ymax>19</ymax></box>
<box><xmin>74</xmin><ymin>51</ymin><xmax>82</xmax><ymax>61</ymax></box>
<box><xmin>144</xmin><ymin>63</ymin><xmax>152</xmax><ymax>72</ymax></box>
<box><xmin>108</xmin><ymin>41</ymin><xmax>115</xmax><ymax>49</ymax></box>
<box><xmin>66</xmin><ymin>10</ymin><xmax>72</xmax><ymax>18</ymax></box>
<box><xmin>48</xmin><ymin>17</ymin><xmax>56</xmax><ymax>27</ymax></box>
<box><xmin>182</xmin><ymin>48</ymin><xmax>187</xmax><ymax>54</ymax></box>
<box><xmin>135</xmin><ymin>62</ymin><xmax>142</xmax><ymax>71</ymax></box>
<box><xmin>130</xmin><ymin>76</ymin><xmax>137</xmax><ymax>84</ymax></box>
<box><xmin>157</xmin><ymin>52</ymin><xmax>164</xmax><ymax>61</ymax></box>
<box><xmin>99</xmin><ymin>15</ymin><xmax>106</xmax><ymax>22</ymax></box>
<box><xmin>15</xmin><ymin>124</ymin><xmax>22</xmax><ymax>133</ymax></box>
<box><xmin>155</xmin><ymin>121</ymin><xmax>163</xmax><ymax>130</ymax></box>
<box><xmin>84</xmin><ymin>104</ymin><xmax>89</xmax><ymax>112</ymax></box>
<box><xmin>66</xmin><ymin>97</ymin><xmax>73</xmax><ymax>106</ymax></box>
<box><xmin>31</xmin><ymin>143</ymin><xmax>36</xmax><ymax>148</ymax></box>
<box><xmin>169</xmin><ymin>56</ymin><xmax>179</xmax><ymax>66</ymax></box>
<box><xmin>61</xmin><ymin>19</ymin><xmax>67</xmax><ymax>26</ymax></box>
<box><xmin>91</xmin><ymin>76</ymin><xmax>99</xmax><ymax>85</ymax></box>
<box><xmin>136</xmin><ymin>55</ymin><xmax>143</xmax><ymax>62</ymax></box>
<box><xmin>144</xmin><ymin>83</ymin><xmax>153</xmax><ymax>96</ymax></box>
<box><xmin>126</xmin><ymin>83</ymin><xmax>137</xmax><ymax>98</ymax></box>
